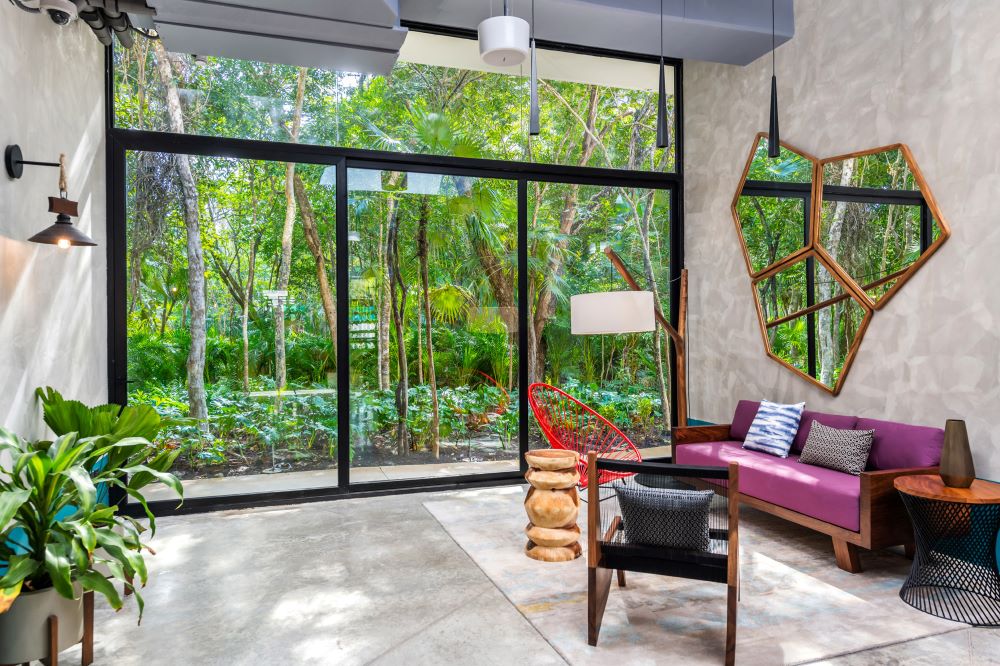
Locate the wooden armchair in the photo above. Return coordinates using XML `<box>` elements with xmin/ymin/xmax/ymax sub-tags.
<box><xmin>587</xmin><ymin>452</ymin><xmax>740</xmax><ymax>665</ymax></box>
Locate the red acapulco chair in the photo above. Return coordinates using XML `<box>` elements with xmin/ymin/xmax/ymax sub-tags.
<box><xmin>527</xmin><ymin>383</ymin><xmax>642</xmax><ymax>490</ymax></box>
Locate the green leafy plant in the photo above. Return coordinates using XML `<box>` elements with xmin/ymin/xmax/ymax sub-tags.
<box><xmin>0</xmin><ymin>390</ymin><xmax>183</xmax><ymax>621</ymax></box>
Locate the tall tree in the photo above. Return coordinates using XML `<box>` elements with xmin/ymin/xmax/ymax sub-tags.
<box><xmin>416</xmin><ymin>196</ymin><xmax>440</xmax><ymax>456</ymax></box>
<box><xmin>293</xmin><ymin>173</ymin><xmax>338</xmax><ymax>353</ymax></box>
<box><xmin>275</xmin><ymin>67</ymin><xmax>308</xmax><ymax>389</ymax></box>
<box><xmin>386</xmin><ymin>182</ymin><xmax>410</xmax><ymax>454</ymax></box>
<box><xmin>818</xmin><ymin>158</ymin><xmax>856</xmax><ymax>385</ymax></box>
<box><xmin>153</xmin><ymin>42</ymin><xmax>208</xmax><ymax>423</ymax></box>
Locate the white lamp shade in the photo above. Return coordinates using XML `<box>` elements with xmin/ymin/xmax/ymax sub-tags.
<box><xmin>477</xmin><ymin>15</ymin><xmax>530</xmax><ymax>66</ymax></box>
<box><xmin>571</xmin><ymin>291</ymin><xmax>656</xmax><ymax>335</ymax></box>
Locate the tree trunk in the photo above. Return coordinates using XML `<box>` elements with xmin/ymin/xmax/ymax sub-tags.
<box><xmin>275</xmin><ymin>68</ymin><xmax>308</xmax><ymax>390</ymax></box>
<box><xmin>242</xmin><ymin>237</ymin><xmax>258</xmax><ymax>392</ymax></box>
<box><xmin>378</xmin><ymin>219</ymin><xmax>391</xmax><ymax>390</ymax></box>
<box><xmin>417</xmin><ymin>197</ymin><xmax>440</xmax><ymax>456</ymax></box>
<box><xmin>293</xmin><ymin>173</ymin><xmax>338</xmax><ymax>353</ymax></box>
<box><xmin>635</xmin><ymin>190</ymin><xmax>671</xmax><ymax>431</ymax></box>
<box><xmin>818</xmin><ymin>158</ymin><xmax>856</xmax><ymax>385</ymax></box>
<box><xmin>386</xmin><ymin>192</ymin><xmax>410</xmax><ymax>454</ymax></box>
<box><xmin>153</xmin><ymin>42</ymin><xmax>208</xmax><ymax>423</ymax></box>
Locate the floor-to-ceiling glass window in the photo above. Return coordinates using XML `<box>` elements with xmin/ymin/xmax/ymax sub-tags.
<box><xmin>527</xmin><ymin>182</ymin><xmax>673</xmax><ymax>456</ymax></box>
<box><xmin>126</xmin><ymin>153</ymin><xmax>339</xmax><ymax>500</ymax></box>
<box><xmin>110</xmin><ymin>28</ymin><xmax>681</xmax><ymax>508</ymax></box>
<box><xmin>347</xmin><ymin>168</ymin><xmax>520</xmax><ymax>480</ymax></box>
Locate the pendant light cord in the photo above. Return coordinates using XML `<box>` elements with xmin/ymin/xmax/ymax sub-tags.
<box><xmin>771</xmin><ymin>0</ymin><xmax>775</xmax><ymax>75</ymax></box>
<box><xmin>659</xmin><ymin>0</ymin><xmax>663</xmax><ymax>61</ymax></box>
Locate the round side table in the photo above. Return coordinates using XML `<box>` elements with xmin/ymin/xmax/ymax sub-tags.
<box><xmin>894</xmin><ymin>474</ymin><xmax>1000</xmax><ymax>626</ymax></box>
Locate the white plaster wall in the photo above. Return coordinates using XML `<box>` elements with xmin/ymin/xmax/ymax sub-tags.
<box><xmin>684</xmin><ymin>1</ymin><xmax>1000</xmax><ymax>478</ymax></box>
<box><xmin>0</xmin><ymin>7</ymin><xmax>106</xmax><ymax>438</ymax></box>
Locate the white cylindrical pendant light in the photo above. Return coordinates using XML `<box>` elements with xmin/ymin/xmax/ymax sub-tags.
<box><xmin>571</xmin><ymin>291</ymin><xmax>655</xmax><ymax>335</ymax></box>
<box><xmin>478</xmin><ymin>14</ymin><xmax>530</xmax><ymax>66</ymax></box>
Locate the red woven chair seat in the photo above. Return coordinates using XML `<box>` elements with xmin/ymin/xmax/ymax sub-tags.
<box><xmin>527</xmin><ymin>383</ymin><xmax>642</xmax><ymax>489</ymax></box>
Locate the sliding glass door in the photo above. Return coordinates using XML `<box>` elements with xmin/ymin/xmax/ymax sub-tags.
<box><xmin>125</xmin><ymin>151</ymin><xmax>340</xmax><ymax>500</ymax></box>
<box><xmin>347</xmin><ymin>168</ymin><xmax>520</xmax><ymax>482</ymax></box>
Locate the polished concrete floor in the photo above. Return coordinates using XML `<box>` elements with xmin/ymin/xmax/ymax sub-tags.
<box><xmin>61</xmin><ymin>487</ymin><xmax>1000</xmax><ymax>665</ymax></box>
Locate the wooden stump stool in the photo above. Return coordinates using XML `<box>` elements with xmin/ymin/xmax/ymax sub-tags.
<box><xmin>524</xmin><ymin>450</ymin><xmax>582</xmax><ymax>562</ymax></box>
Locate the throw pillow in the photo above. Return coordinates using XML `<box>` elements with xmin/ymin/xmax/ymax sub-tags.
<box><xmin>798</xmin><ymin>421</ymin><xmax>875</xmax><ymax>476</ymax></box>
<box><xmin>742</xmin><ymin>400</ymin><xmax>805</xmax><ymax>458</ymax></box>
<box><xmin>613</xmin><ymin>482</ymin><xmax>714</xmax><ymax>551</ymax></box>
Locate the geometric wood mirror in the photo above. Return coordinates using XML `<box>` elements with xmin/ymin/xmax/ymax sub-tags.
<box><xmin>732</xmin><ymin>134</ymin><xmax>950</xmax><ymax>395</ymax></box>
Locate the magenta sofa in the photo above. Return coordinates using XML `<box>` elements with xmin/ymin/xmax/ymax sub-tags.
<box><xmin>673</xmin><ymin>400</ymin><xmax>943</xmax><ymax>573</ymax></box>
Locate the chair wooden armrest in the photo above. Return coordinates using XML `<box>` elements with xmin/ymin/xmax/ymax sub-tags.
<box><xmin>860</xmin><ymin>466</ymin><xmax>938</xmax><ymax>550</ymax></box>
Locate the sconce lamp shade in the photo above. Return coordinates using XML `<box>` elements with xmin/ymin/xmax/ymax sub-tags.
<box><xmin>571</xmin><ymin>291</ymin><xmax>655</xmax><ymax>335</ymax></box>
<box><xmin>28</xmin><ymin>213</ymin><xmax>97</xmax><ymax>248</ymax></box>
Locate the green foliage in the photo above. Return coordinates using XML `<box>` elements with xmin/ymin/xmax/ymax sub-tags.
<box><xmin>0</xmin><ymin>391</ymin><xmax>182</xmax><ymax>621</ymax></box>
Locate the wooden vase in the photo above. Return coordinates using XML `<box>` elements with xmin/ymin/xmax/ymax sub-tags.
<box><xmin>940</xmin><ymin>419</ymin><xmax>976</xmax><ymax>488</ymax></box>
<box><xmin>523</xmin><ymin>449</ymin><xmax>582</xmax><ymax>562</ymax></box>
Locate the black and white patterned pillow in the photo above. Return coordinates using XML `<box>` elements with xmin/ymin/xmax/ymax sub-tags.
<box><xmin>613</xmin><ymin>482</ymin><xmax>714</xmax><ymax>551</ymax></box>
<box><xmin>798</xmin><ymin>421</ymin><xmax>875</xmax><ymax>476</ymax></box>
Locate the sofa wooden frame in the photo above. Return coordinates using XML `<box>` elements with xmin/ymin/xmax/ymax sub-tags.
<box><xmin>673</xmin><ymin>424</ymin><xmax>937</xmax><ymax>573</ymax></box>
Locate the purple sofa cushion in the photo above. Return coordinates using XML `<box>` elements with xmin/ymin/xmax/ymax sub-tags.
<box><xmin>729</xmin><ymin>400</ymin><xmax>761</xmax><ymax>441</ymax></box>
<box><xmin>856</xmin><ymin>418</ymin><xmax>944</xmax><ymax>470</ymax></box>
<box><xmin>791</xmin><ymin>411</ymin><xmax>859</xmax><ymax>454</ymax></box>
<box><xmin>675</xmin><ymin>441</ymin><xmax>861</xmax><ymax>532</ymax></box>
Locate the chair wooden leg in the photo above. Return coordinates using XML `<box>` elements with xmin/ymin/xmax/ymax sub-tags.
<box><xmin>832</xmin><ymin>538</ymin><xmax>862</xmax><ymax>573</ymax></box>
<box><xmin>616</xmin><ymin>569</ymin><xmax>626</xmax><ymax>588</ymax></box>
<box><xmin>588</xmin><ymin>566</ymin><xmax>613</xmax><ymax>646</ymax></box>
<box><xmin>725</xmin><ymin>581</ymin><xmax>737</xmax><ymax>666</ymax></box>
<box><xmin>81</xmin><ymin>591</ymin><xmax>94</xmax><ymax>666</ymax></box>
<box><xmin>48</xmin><ymin>614</ymin><xmax>59</xmax><ymax>666</ymax></box>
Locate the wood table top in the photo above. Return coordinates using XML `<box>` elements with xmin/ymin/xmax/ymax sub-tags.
<box><xmin>895</xmin><ymin>474</ymin><xmax>1000</xmax><ymax>504</ymax></box>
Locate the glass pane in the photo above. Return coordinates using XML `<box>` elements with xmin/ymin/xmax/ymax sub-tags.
<box><xmin>127</xmin><ymin>152</ymin><xmax>338</xmax><ymax>500</ymax></box>
<box><xmin>348</xmin><ymin>168</ymin><xmax>520</xmax><ymax>481</ymax></box>
<box><xmin>528</xmin><ymin>183</ymin><xmax>672</xmax><ymax>456</ymax></box>
<box><xmin>113</xmin><ymin>32</ymin><xmax>675</xmax><ymax>172</ymax></box>
<box><xmin>735</xmin><ymin>195</ymin><xmax>807</xmax><ymax>274</ymax></box>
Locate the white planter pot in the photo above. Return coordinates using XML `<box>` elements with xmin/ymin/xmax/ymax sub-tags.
<box><xmin>0</xmin><ymin>585</ymin><xmax>83</xmax><ymax>664</ymax></box>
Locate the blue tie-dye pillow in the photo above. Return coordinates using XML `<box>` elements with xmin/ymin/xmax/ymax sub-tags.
<box><xmin>742</xmin><ymin>400</ymin><xmax>805</xmax><ymax>457</ymax></box>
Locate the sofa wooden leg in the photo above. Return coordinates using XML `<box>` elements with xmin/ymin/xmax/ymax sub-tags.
<box><xmin>832</xmin><ymin>538</ymin><xmax>862</xmax><ymax>573</ymax></box>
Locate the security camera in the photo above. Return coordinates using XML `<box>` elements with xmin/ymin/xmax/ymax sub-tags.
<box><xmin>39</xmin><ymin>0</ymin><xmax>77</xmax><ymax>25</ymax></box>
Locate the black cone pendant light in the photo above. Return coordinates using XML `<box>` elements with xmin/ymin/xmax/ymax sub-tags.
<box><xmin>767</xmin><ymin>0</ymin><xmax>781</xmax><ymax>158</ymax></box>
<box><xmin>529</xmin><ymin>0</ymin><xmax>539</xmax><ymax>135</ymax></box>
<box><xmin>655</xmin><ymin>0</ymin><xmax>669</xmax><ymax>150</ymax></box>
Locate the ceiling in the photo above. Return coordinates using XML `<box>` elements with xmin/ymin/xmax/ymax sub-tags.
<box><xmin>147</xmin><ymin>0</ymin><xmax>794</xmax><ymax>74</ymax></box>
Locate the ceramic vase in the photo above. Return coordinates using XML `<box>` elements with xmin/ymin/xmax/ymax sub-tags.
<box><xmin>940</xmin><ymin>419</ymin><xmax>975</xmax><ymax>488</ymax></box>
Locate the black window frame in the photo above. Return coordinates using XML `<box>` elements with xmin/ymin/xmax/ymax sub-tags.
<box><xmin>105</xmin><ymin>30</ymin><xmax>685</xmax><ymax>515</ymax></box>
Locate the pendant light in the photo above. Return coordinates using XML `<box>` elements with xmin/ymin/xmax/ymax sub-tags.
<box><xmin>478</xmin><ymin>0</ymin><xmax>530</xmax><ymax>67</ymax></box>
<box><xmin>767</xmin><ymin>0</ymin><xmax>781</xmax><ymax>158</ymax></box>
<box><xmin>655</xmin><ymin>0</ymin><xmax>669</xmax><ymax>150</ymax></box>
<box><xmin>529</xmin><ymin>0</ymin><xmax>539</xmax><ymax>135</ymax></box>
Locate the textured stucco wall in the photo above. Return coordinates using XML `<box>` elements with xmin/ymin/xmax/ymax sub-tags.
<box><xmin>0</xmin><ymin>7</ymin><xmax>106</xmax><ymax>438</ymax></box>
<box><xmin>684</xmin><ymin>1</ymin><xmax>1000</xmax><ymax>478</ymax></box>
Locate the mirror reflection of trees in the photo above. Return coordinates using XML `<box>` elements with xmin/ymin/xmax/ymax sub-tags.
<box><xmin>820</xmin><ymin>148</ymin><xmax>944</xmax><ymax>305</ymax></box>
<box><xmin>120</xmin><ymin>42</ymin><xmax>676</xmax><ymax>485</ymax></box>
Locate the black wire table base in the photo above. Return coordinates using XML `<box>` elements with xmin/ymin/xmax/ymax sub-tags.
<box><xmin>898</xmin><ymin>493</ymin><xmax>1000</xmax><ymax>626</ymax></box>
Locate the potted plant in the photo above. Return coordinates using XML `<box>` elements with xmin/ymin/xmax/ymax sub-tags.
<box><xmin>0</xmin><ymin>388</ymin><xmax>183</xmax><ymax>664</ymax></box>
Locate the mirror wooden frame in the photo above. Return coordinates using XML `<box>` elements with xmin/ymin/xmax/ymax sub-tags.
<box><xmin>732</xmin><ymin>134</ymin><xmax>950</xmax><ymax>395</ymax></box>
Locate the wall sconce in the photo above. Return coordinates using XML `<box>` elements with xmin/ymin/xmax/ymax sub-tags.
<box><xmin>5</xmin><ymin>144</ymin><xmax>97</xmax><ymax>248</ymax></box>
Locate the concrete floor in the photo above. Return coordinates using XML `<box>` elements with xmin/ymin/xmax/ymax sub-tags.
<box><xmin>59</xmin><ymin>487</ymin><xmax>1000</xmax><ymax>665</ymax></box>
